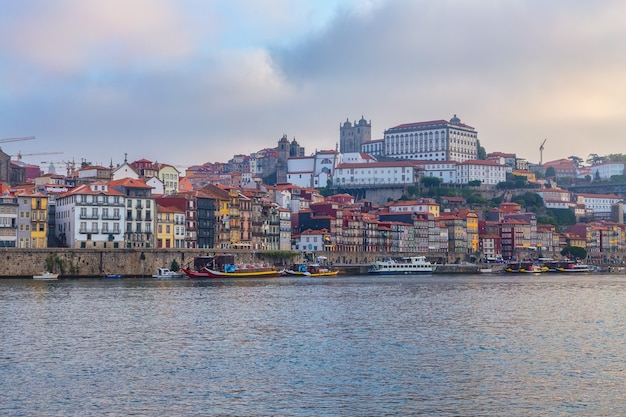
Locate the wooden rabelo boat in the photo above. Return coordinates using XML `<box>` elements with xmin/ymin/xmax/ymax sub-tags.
<box><xmin>182</xmin><ymin>254</ymin><xmax>282</xmax><ymax>278</ymax></box>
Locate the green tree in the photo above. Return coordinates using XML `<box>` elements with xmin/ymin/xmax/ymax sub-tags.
<box><xmin>606</xmin><ymin>153</ymin><xmax>626</xmax><ymax>163</ymax></box>
<box><xmin>587</xmin><ymin>153</ymin><xmax>605</xmax><ymax>165</ymax></box>
<box><xmin>512</xmin><ymin>192</ymin><xmax>544</xmax><ymax>212</ymax></box>
<box><xmin>420</xmin><ymin>176</ymin><xmax>442</xmax><ymax>188</ymax></box>
<box><xmin>545</xmin><ymin>166</ymin><xmax>556</xmax><ymax>177</ymax></box>
<box><xmin>547</xmin><ymin>208</ymin><xmax>576</xmax><ymax>226</ymax></box>
<box><xmin>477</xmin><ymin>140</ymin><xmax>487</xmax><ymax>159</ymax></box>
<box><xmin>561</xmin><ymin>245</ymin><xmax>587</xmax><ymax>260</ymax></box>
<box><xmin>568</xmin><ymin>156</ymin><xmax>583</xmax><ymax>168</ymax></box>
<box><xmin>170</xmin><ymin>259</ymin><xmax>180</xmax><ymax>272</ymax></box>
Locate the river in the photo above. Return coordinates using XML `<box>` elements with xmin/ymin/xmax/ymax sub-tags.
<box><xmin>2</xmin><ymin>273</ymin><xmax>626</xmax><ymax>416</ymax></box>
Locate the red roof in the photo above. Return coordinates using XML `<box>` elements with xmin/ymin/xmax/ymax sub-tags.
<box><xmin>108</xmin><ymin>178</ymin><xmax>153</xmax><ymax>189</ymax></box>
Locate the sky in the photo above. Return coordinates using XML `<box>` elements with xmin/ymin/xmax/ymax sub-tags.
<box><xmin>2</xmin><ymin>0</ymin><xmax>626</xmax><ymax>170</ymax></box>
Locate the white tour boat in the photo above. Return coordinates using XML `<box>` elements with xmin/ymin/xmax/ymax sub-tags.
<box><xmin>368</xmin><ymin>256</ymin><xmax>434</xmax><ymax>275</ymax></box>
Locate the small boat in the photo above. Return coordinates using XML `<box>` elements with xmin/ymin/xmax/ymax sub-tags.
<box><xmin>105</xmin><ymin>274</ymin><xmax>123</xmax><ymax>279</ymax></box>
<box><xmin>152</xmin><ymin>268</ymin><xmax>184</xmax><ymax>278</ymax></box>
<box><xmin>284</xmin><ymin>264</ymin><xmax>312</xmax><ymax>276</ymax></box>
<box><xmin>368</xmin><ymin>256</ymin><xmax>434</xmax><ymax>275</ymax></box>
<box><xmin>33</xmin><ymin>271</ymin><xmax>59</xmax><ymax>280</ymax></box>
<box><xmin>285</xmin><ymin>257</ymin><xmax>339</xmax><ymax>277</ymax></box>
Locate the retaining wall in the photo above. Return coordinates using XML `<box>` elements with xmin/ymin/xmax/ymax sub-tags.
<box><xmin>0</xmin><ymin>249</ymin><xmax>452</xmax><ymax>277</ymax></box>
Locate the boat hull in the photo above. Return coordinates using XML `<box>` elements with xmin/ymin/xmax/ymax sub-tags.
<box><xmin>309</xmin><ymin>270</ymin><xmax>339</xmax><ymax>277</ymax></box>
<box><xmin>182</xmin><ymin>268</ymin><xmax>281</xmax><ymax>278</ymax></box>
<box><xmin>368</xmin><ymin>270</ymin><xmax>433</xmax><ymax>275</ymax></box>
<box><xmin>33</xmin><ymin>272</ymin><xmax>59</xmax><ymax>280</ymax></box>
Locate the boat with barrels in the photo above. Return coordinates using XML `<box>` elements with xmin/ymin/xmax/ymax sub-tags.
<box><xmin>182</xmin><ymin>254</ymin><xmax>282</xmax><ymax>278</ymax></box>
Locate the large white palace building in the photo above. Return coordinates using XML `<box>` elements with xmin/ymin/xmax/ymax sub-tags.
<box><xmin>382</xmin><ymin>115</ymin><xmax>478</xmax><ymax>162</ymax></box>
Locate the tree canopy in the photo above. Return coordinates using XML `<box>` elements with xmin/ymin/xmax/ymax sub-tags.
<box><xmin>560</xmin><ymin>246</ymin><xmax>587</xmax><ymax>260</ymax></box>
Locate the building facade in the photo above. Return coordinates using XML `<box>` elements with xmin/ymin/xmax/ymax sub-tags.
<box><xmin>340</xmin><ymin>116</ymin><xmax>371</xmax><ymax>154</ymax></box>
<box><xmin>383</xmin><ymin>115</ymin><xmax>478</xmax><ymax>162</ymax></box>
<box><xmin>55</xmin><ymin>182</ymin><xmax>125</xmax><ymax>248</ymax></box>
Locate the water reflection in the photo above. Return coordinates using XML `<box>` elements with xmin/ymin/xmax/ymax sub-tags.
<box><xmin>1</xmin><ymin>274</ymin><xmax>626</xmax><ymax>415</ymax></box>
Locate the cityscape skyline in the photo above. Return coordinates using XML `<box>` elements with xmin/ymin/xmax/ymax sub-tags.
<box><xmin>2</xmin><ymin>1</ymin><xmax>626</xmax><ymax>167</ymax></box>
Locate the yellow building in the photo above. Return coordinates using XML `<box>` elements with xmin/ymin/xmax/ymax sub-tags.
<box><xmin>17</xmin><ymin>192</ymin><xmax>48</xmax><ymax>248</ymax></box>
<box><xmin>158</xmin><ymin>164</ymin><xmax>181</xmax><ymax>195</ymax></box>
<box><xmin>156</xmin><ymin>204</ymin><xmax>185</xmax><ymax>248</ymax></box>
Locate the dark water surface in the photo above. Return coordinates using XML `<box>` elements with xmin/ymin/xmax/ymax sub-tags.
<box><xmin>2</xmin><ymin>274</ymin><xmax>626</xmax><ymax>416</ymax></box>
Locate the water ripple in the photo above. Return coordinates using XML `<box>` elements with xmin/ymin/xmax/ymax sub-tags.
<box><xmin>2</xmin><ymin>275</ymin><xmax>626</xmax><ymax>415</ymax></box>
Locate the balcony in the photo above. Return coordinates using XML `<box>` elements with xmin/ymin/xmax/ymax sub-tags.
<box><xmin>102</xmin><ymin>214</ymin><xmax>121</xmax><ymax>220</ymax></box>
<box><xmin>79</xmin><ymin>214</ymin><xmax>99</xmax><ymax>220</ymax></box>
<box><xmin>79</xmin><ymin>228</ymin><xmax>99</xmax><ymax>234</ymax></box>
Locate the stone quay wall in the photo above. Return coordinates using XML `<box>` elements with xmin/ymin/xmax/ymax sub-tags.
<box><xmin>0</xmin><ymin>249</ymin><xmax>452</xmax><ymax>278</ymax></box>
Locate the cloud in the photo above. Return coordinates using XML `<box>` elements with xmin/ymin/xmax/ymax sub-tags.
<box><xmin>2</xmin><ymin>0</ymin><xmax>626</xmax><ymax>168</ymax></box>
<box><xmin>3</xmin><ymin>0</ymin><xmax>195</xmax><ymax>74</ymax></box>
<box><xmin>269</xmin><ymin>0</ymin><xmax>626</xmax><ymax>162</ymax></box>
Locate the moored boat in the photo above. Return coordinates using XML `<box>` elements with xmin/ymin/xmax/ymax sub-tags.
<box><xmin>33</xmin><ymin>271</ymin><xmax>59</xmax><ymax>280</ymax></box>
<box><xmin>152</xmin><ymin>268</ymin><xmax>184</xmax><ymax>278</ymax></box>
<box><xmin>557</xmin><ymin>262</ymin><xmax>595</xmax><ymax>273</ymax></box>
<box><xmin>183</xmin><ymin>267</ymin><xmax>282</xmax><ymax>278</ymax></box>
<box><xmin>105</xmin><ymin>274</ymin><xmax>123</xmax><ymax>279</ymax></box>
<box><xmin>284</xmin><ymin>256</ymin><xmax>339</xmax><ymax>277</ymax></box>
<box><xmin>182</xmin><ymin>254</ymin><xmax>281</xmax><ymax>278</ymax></box>
<box><xmin>504</xmin><ymin>262</ymin><xmax>547</xmax><ymax>273</ymax></box>
<box><xmin>368</xmin><ymin>256</ymin><xmax>434</xmax><ymax>275</ymax></box>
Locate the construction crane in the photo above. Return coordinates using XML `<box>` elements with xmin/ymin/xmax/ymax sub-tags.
<box><xmin>539</xmin><ymin>138</ymin><xmax>547</xmax><ymax>165</ymax></box>
<box><xmin>0</xmin><ymin>136</ymin><xmax>36</xmax><ymax>144</ymax></box>
<box><xmin>41</xmin><ymin>160</ymin><xmax>76</xmax><ymax>176</ymax></box>
<box><xmin>13</xmin><ymin>151</ymin><xmax>63</xmax><ymax>161</ymax></box>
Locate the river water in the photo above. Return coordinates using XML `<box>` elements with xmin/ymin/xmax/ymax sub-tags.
<box><xmin>2</xmin><ymin>274</ymin><xmax>626</xmax><ymax>416</ymax></box>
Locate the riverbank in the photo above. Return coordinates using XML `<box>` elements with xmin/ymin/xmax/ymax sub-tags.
<box><xmin>0</xmin><ymin>248</ymin><xmax>428</xmax><ymax>278</ymax></box>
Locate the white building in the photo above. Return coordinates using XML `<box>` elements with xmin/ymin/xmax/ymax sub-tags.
<box><xmin>55</xmin><ymin>182</ymin><xmax>125</xmax><ymax>248</ymax></box>
<box><xmin>361</xmin><ymin>139</ymin><xmax>384</xmax><ymax>157</ymax></box>
<box><xmin>333</xmin><ymin>161</ymin><xmax>421</xmax><ymax>187</ymax></box>
<box><xmin>286</xmin><ymin>149</ymin><xmax>339</xmax><ymax>188</ymax></box>
<box><xmin>383</xmin><ymin>115</ymin><xmax>478</xmax><ymax>162</ymax></box>
<box><xmin>414</xmin><ymin>160</ymin><xmax>458</xmax><ymax>184</ymax></box>
<box><xmin>590</xmin><ymin>162</ymin><xmax>624</xmax><ymax>180</ymax></box>
<box><xmin>146</xmin><ymin>176</ymin><xmax>164</xmax><ymax>195</ymax></box>
<box><xmin>108</xmin><ymin>178</ymin><xmax>156</xmax><ymax>248</ymax></box>
<box><xmin>536</xmin><ymin>188</ymin><xmax>576</xmax><ymax>210</ymax></box>
<box><xmin>292</xmin><ymin>229</ymin><xmax>330</xmax><ymax>252</ymax></box>
<box><xmin>0</xmin><ymin>194</ymin><xmax>17</xmax><ymax>247</ymax></box>
<box><xmin>456</xmin><ymin>160</ymin><xmax>507</xmax><ymax>185</ymax></box>
<box><xmin>112</xmin><ymin>162</ymin><xmax>139</xmax><ymax>180</ymax></box>
<box><xmin>576</xmin><ymin>193</ymin><xmax>623</xmax><ymax>219</ymax></box>
<box><xmin>279</xmin><ymin>208</ymin><xmax>292</xmax><ymax>251</ymax></box>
